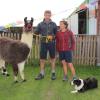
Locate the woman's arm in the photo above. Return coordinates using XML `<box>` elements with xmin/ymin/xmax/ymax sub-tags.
<box><xmin>70</xmin><ymin>31</ymin><xmax>75</xmax><ymax>50</ymax></box>
<box><xmin>56</xmin><ymin>33</ymin><xmax>59</xmax><ymax>52</ymax></box>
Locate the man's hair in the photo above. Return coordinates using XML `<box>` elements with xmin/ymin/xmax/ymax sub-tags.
<box><xmin>44</xmin><ymin>10</ymin><xmax>51</xmax><ymax>14</ymax></box>
<box><xmin>60</xmin><ymin>20</ymin><xmax>68</xmax><ymax>28</ymax></box>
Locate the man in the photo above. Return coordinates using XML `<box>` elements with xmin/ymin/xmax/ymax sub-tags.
<box><xmin>35</xmin><ymin>10</ymin><xmax>57</xmax><ymax>80</ymax></box>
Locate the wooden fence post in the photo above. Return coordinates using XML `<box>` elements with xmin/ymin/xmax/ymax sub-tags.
<box><xmin>97</xmin><ymin>35</ymin><xmax>100</xmax><ymax>66</ymax></box>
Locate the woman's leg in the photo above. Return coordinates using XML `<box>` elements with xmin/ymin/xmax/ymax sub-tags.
<box><xmin>67</xmin><ymin>63</ymin><xmax>76</xmax><ymax>79</ymax></box>
<box><xmin>61</xmin><ymin>60</ymin><xmax>68</xmax><ymax>80</ymax></box>
<box><xmin>65</xmin><ymin>51</ymin><xmax>76</xmax><ymax>80</ymax></box>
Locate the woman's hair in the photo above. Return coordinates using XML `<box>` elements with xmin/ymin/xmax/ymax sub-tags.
<box><xmin>60</xmin><ymin>20</ymin><xmax>68</xmax><ymax>28</ymax></box>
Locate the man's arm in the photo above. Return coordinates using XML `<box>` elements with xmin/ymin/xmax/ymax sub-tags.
<box><xmin>54</xmin><ymin>23</ymin><xmax>58</xmax><ymax>35</ymax></box>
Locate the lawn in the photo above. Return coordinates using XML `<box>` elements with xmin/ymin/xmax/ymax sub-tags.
<box><xmin>0</xmin><ymin>61</ymin><xmax>100</xmax><ymax>100</ymax></box>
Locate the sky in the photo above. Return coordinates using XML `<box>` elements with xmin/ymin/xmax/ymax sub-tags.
<box><xmin>0</xmin><ymin>0</ymin><xmax>85</xmax><ymax>26</ymax></box>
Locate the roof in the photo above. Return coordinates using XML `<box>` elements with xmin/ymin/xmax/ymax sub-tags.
<box><xmin>64</xmin><ymin>0</ymin><xmax>87</xmax><ymax>20</ymax></box>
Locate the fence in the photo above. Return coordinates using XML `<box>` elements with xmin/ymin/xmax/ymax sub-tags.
<box><xmin>73</xmin><ymin>35</ymin><xmax>97</xmax><ymax>65</ymax></box>
<box><xmin>0</xmin><ymin>32</ymin><xmax>99</xmax><ymax>66</ymax></box>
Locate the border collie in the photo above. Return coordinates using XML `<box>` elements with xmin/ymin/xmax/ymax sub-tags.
<box><xmin>71</xmin><ymin>77</ymin><xmax>98</xmax><ymax>93</ymax></box>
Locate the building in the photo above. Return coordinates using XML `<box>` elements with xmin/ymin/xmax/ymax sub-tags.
<box><xmin>65</xmin><ymin>0</ymin><xmax>100</xmax><ymax>35</ymax></box>
<box><xmin>65</xmin><ymin>0</ymin><xmax>100</xmax><ymax>66</ymax></box>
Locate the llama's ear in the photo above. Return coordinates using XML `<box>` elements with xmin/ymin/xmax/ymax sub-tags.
<box><xmin>31</xmin><ymin>17</ymin><xmax>34</xmax><ymax>23</ymax></box>
<box><xmin>24</xmin><ymin>17</ymin><xmax>27</xmax><ymax>23</ymax></box>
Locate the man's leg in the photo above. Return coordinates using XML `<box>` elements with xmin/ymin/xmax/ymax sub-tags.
<box><xmin>50</xmin><ymin>58</ymin><xmax>56</xmax><ymax>80</ymax></box>
<box><xmin>49</xmin><ymin>42</ymin><xmax>56</xmax><ymax>80</ymax></box>
<box><xmin>35</xmin><ymin>43</ymin><xmax>47</xmax><ymax>80</ymax></box>
<box><xmin>40</xmin><ymin>59</ymin><xmax>46</xmax><ymax>76</ymax></box>
<box><xmin>50</xmin><ymin>58</ymin><xmax>56</xmax><ymax>73</ymax></box>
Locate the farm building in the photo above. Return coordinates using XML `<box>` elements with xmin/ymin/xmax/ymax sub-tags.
<box><xmin>65</xmin><ymin>0</ymin><xmax>100</xmax><ymax>35</ymax></box>
<box><xmin>64</xmin><ymin>0</ymin><xmax>100</xmax><ymax>66</ymax></box>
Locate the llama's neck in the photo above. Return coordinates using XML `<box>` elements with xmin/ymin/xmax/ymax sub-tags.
<box><xmin>21</xmin><ymin>32</ymin><xmax>33</xmax><ymax>49</ymax></box>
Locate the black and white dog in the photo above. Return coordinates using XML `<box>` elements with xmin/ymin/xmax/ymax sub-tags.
<box><xmin>71</xmin><ymin>77</ymin><xmax>98</xmax><ymax>93</ymax></box>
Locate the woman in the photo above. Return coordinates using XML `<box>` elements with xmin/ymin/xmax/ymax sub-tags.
<box><xmin>56</xmin><ymin>20</ymin><xmax>77</xmax><ymax>81</ymax></box>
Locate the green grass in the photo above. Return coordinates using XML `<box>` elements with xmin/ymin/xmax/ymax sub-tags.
<box><xmin>0</xmin><ymin>62</ymin><xmax>100</xmax><ymax>100</ymax></box>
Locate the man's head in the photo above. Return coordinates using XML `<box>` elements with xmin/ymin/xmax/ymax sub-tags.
<box><xmin>44</xmin><ymin>10</ymin><xmax>52</xmax><ymax>21</ymax></box>
<box><xmin>24</xmin><ymin>17</ymin><xmax>34</xmax><ymax>32</ymax></box>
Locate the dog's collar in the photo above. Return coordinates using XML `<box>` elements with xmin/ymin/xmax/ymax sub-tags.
<box><xmin>75</xmin><ymin>79</ymin><xmax>84</xmax><ymax>90</ymax></box>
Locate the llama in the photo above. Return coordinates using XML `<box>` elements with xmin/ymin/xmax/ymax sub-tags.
<box><xmin>0</xmin><ymin>17</ymin><xmax>34</xmax><ymax>82</ymax></box>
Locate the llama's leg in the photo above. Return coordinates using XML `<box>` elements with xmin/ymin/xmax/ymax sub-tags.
<box><xmin>2</xmin><ymin>67</ymin><xmax>10</xmax><ymax>76</ymax></box>
<box><xmin>0</xmin><ymin>59</ymin><xmax>2</xmax><ymax>69</ymax></box>
<box><xmin>18</xmin><ymin>61</ymin><xmax>26</xmax><ymax>82</ymax></box>
<box><xmin>0</xmin><ymin>59</ymin><xmax>9</xmax><ymax>76</ymax></box>
<box><xmin>12</xmin><ymin>63</ymin><xmax>19</xmax><ymax>83</ymax></box>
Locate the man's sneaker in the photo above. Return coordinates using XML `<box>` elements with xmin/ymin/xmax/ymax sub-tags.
<box><xmin>51</xmin><ymin>73</ymin><xmax>56</xmax><ymax>80</ymax></box>
<box><xmin>35</xmin><ymin>73</ymin><xmax>44</xmax><ymax>80</ymax></box>
<box><xmin>62</xmin><ymin>76</ymin><xmax>68</xmax><ymax>81</ymax></box>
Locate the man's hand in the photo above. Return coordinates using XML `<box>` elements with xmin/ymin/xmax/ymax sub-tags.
<box><xmin>47</xmin><ymin>35</ymin><xmax>53</xmax><ymax>41</ymax></box>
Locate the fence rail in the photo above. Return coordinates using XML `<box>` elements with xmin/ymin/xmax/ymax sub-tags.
<box><xmin>0</xmin><ymin>32</ymin><xmax>99</xmax><ymax>66</ymax></box>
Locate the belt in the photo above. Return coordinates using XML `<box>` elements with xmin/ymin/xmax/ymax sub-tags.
<box><xmin>41</xmin><ymin>35</ymin><xmax>55</xmax><ymax>43</ymax></box>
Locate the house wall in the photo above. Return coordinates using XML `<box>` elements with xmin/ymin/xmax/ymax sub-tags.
<box><xmin>88</xmin><ymin>0</ymin><xmax>97</xmax><ymax>35</ymax></box>
<box><xmin>89</xmin><ymin>17</ymin><xmax>97</xmax><ymax>35</ymax></box>
<box><xmin>67</xmin><ymin>13</ymin><xmax>78</xmax><ymax>34</ymax></box>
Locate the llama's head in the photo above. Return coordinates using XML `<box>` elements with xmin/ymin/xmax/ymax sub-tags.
<box><xmin>24</xmin><ymin>17</ymin><xmax>34</xmax><ymax>32</ymax></box>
